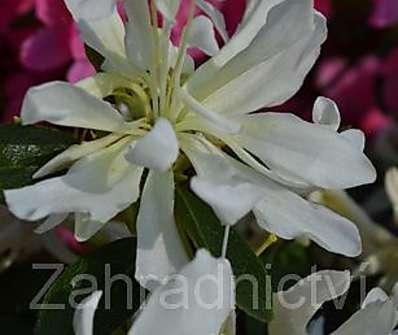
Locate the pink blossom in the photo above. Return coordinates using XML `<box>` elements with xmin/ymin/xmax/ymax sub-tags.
<box><xmin>380</xmin><ymin>48</ymin><xmax>398</xmax><ymax>113</ymax></box>
<box><xmin>0</xmin><ymin>0</ymin><xmax>34</xmax><ymax>34</ymax></box>
<box><xmin>55</xmin><ymin>227</ymin><xmax>90</xmax><ymax>255</ymax></box>
<box><xmin>316</xmin><ymin>56</ymin><xmax>391</xmax><ymax>136</ymax></box>
<box><xmin>315</xmin><ymin>0</ymin><xmax>333</xmax><ymax>18</ymax></box>
<box><xmin>1</xmin><ymin>0</ymin><xmax>95</xmax><ymax>122</ymax></box>
<box><xmin>21</xmin><ymin>0</ymin><xmax>95</xmax><ymax>82</ymax></box>
<box><xmin>172</xmin><ymin>0</ymin><xmax>246</xmax><ymax>64</ymax></box>
<box><xmin>370</xmin><ymin>0</ymin><xmax>398</xmax><ymax>28</ymax></box>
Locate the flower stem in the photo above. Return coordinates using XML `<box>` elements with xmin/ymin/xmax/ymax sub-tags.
<box><xmin>221</xmin><ymin>225</ymin><xmax>231</xmax><ymax>259</ymax></box>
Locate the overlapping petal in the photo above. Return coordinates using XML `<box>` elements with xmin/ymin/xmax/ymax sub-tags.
<box><xmin>189</xmin><ymin>16</ymin><xmax>220</xmax><ymax>56</ymax></box>
<box><xmin>125</xmin><ymin>118</ymin><xmax>179</xmax><ymax>172</ymax></box>
<box><xmin>312</xmin><ymin>96</ymin><xmax>341</xmax><ymax>131</ymax></box>
<box><xmin>234</xmin><ymin>112</ymin><xmax>376</xmax><ymax>189</ymax></box>
<box><xmin>73</xmin><ymin>291</ymin><xmax>103</xmax><ymax>335</ymax></box>
<box><xmin>253</xmin><ymin>190</ymin><xmax>362</xmax><ymax>257</ymax></box>
<box><xmin>186</xmin><ymin>0</ymin><xmax>325</xmax><ymax>116</ymax></box>
<box><xmin>124</xmin><ymin>0</ymin><xmax>153</xmax><ymax>71</ymax></box>
<box><xmin>65</xmin><ymin>0</ymin><xmax>125</xmax><ymax>65</ymax></box>
<box><xmin>331</xmin><ymin>297</ymin><xmax>397</xmax><ymax>335</ymax></box>
<box><xmin>130</xmin><ymin>249</ymin><xmax>235</xmax><ymax>335</ymax></box>
<box><xmin>180</xmin><ymin>134</ymin><xmax>270</xmax><ymax>225</ymax></box>
<box><xmin>269</xmin><ymin>270</ymin><xmax>351</xmax><ymax>335</ymax></box>
<box><xmin>181</xmin><ymin>134</ymin><xmax>363</xmax><ymax>256</ymax></box>
<box><xmin>135</xmin><ymin>170</ymin><xmax>189</xmax><ymax>290</ymax></box>
<box><xmin>5</xmin><ymin>140</ymin><xmax>143</xmax><ymax>229</ymax></box>
<box><xmin>21</xmin><ymin>81</ymin><xmax>126</xmax><ymax>132</ymax></box>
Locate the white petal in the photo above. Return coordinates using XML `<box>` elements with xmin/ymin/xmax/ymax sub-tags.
<box><xmin>310</xmin><ymin>190</ymin><xmax>393</xmax><ymax>257</ymax></box>
<box><xmin>253</xmin><ymin>190</ymin><xmax>362</xmax><ymax>257</ymax></box>
<box><xmin>5</xmin><ymin>140</ymin><xmax>143</xmax><ymax>227</ymax></box>
<box><xmin>74</xmin><ymin>212</ymin><xmax>107</xmax><ymax>242</ymax></box>
<box><xmin>76</xmin><ymin>72</ymin><xmax>131</xmax><ymax>99</ymax></box>
<box><xmin>204</xmin><ymin>11</ymin><xmax>325</xmax><ymax>115</ymax></box>
<box><xmin>386</xmin><ymin>168</ymin><xmax>398</xmax><ymax>219</ymax></box>
<box><xmin>35</xmin><ymin>213</ymin><xmax>69</xmax><ymax>234</ymax></box>
<box><xmin>125</xmin><ymin>118</ymin><xmax>179</xmax><ymax>172</ymax></box>
<box><xmin>124</xmin><ymin>0</ymin><xmax>153</xmax><ymax>71</ymax></box>
<box><xmin>65</xmin><ymin>0</ymin><xmax>125</xmax><ymax>63</ymax></box>
<box><xmin>269</xmin><ymin>270</ymin><xmax>351</xmax><ymax>335</ymax></box>
<box><xmin>34</xmin><ymin>134</ymin><xmax>122</xmax><ymax>179</ymax></box>
<box><xmin>186</xmin><ymin>1</ymin><xmax>324</xmax><ymax>115</ymax></box>
<box><xmin>180</xmin><ymin>134</ymin><xmax>271</xmax><ymax>225</ymax></box>
<box><xmin>340</xmin><ymin>129</ymin><xmax>366</xmax><ymax>151</ymax></box>
<box><xmin>189</xmin><ymin>16</ymin><xmax>220</xmax><ymax>56</ymax></box>
<box><xmin>222</xmin><ymin>312</ymin><xmax>236</xmax><ymax>335</ymax></box>
<box><xmin>361</xmin><ymin>288</ymin><xmax>389</xmax><ymax>308</ymax></box>
<box><xmin>130</xmin><ymin>249</ymin><xmax>234</xmax><ymax>335</ymax></box>
<box><xmin>196</xmin><ymin>0</ymin><xmax>228</xmax><ymax>42</ymax></box>
<box><xmin>308</xmin><ymin>317</ymin><xmax>326</xmax><ymax>335</ymax></box>
<box><xmin>188</xmin><ymin>0</ymin><xmax>286</xmax><ymax>90</ymax></box>
<box><xmin>313</xmin><ymin>97</ymin><xmax>341</xmax><ymax>131</ymax></box>
<box><xmin>73</xmin><ymin>291</ymin><xmax>102</xmax><ymax>335</ymax></box>
<box><xmin>179</xmin><ymin>88</ymin><xmax>241</xmax><ymax>134</ymax></box>
<box><xmin>332</xmin><ymin>300</ymin><xmax>397</xmax><ymax>335</ymax></box>
<box><xmin>236</xmin><ymin>112</ymin><xmax>376</xmax><ymax>189</ymax></box>
<box><xmin>65</xmin><ymin>0</ymin><xmax>116</xmax><ymax>20</ymax></box>
<box><xmin>190</xmin><ymin>154</ymin><xmax>267</xmax><ymax>226</ymax></box>
<box><xmin>22</xmin><ymin>82</ymin><xmax>126</xmax><ymax>132</ymax></box>
<box><xmin>135</xmin><ymin>170</ymin><xmax>188</xmax><ymax>291</ymax></box>
<box><xmin>213</xmin><ymin>132</ymin><xmax>312</xmax><ymax>191</ymax></box>
<box><xmin>155</xmin><ymin>0</ymin><xmax>181</xmax><ymax>23</ymax></box>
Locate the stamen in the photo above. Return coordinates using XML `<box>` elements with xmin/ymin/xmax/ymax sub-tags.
<box><xmin>255</xmin><ymin>234</ymin><xmax>278</xmax><ymax>256</ymax></box>
<box><xmin>167</xmin><ymin>0</ymin><xmax>197</xmax><ymax>121</ymax></box>
<box><xmin>149</xmin><ymin>0</ymin><xmax>161</xmax><ymax>119</ymax></box>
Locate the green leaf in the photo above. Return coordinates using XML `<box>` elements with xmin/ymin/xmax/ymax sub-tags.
<box><xmin>175</xmin><ymin>186</ymin><xmax>273</xmax><ymax>323</ymax></box>
<box><xmin>36</xmin><ymin>238</ymin><xmax>142</xmax><ymax>335</ymax></box>
<box><xmin>85</xmin><ymin>46</ymin><xmax>105</xmax><ymax>72</ymax></box>
<box><xmin>261</xmin><ymin>241</ymin><xmax>312</xmax><ymax>291</ymax></box>
<box><xmin>0</xmin><ymin>125</ymin><xmax>77</xmax><ymax>199</ymax></box>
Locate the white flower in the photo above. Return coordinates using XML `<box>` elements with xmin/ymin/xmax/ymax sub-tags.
<box><xmin>5</xmin><ymin>0</ymin><xmax>376</xmax><ymax>286</ymax></box>
<box><xmin>386</xmin><ymin>168</ymin><xmax>398</xmax><ymax>224</ymax></box>
<box><xmin>269</xmin><ymin>271</ymin><xmax>398</xmax><ymax>335</ymax></box>
<box><xmin>73</xmin><ymin>250</ymin><xmax>235</xmax><ymax>335</ymax></box>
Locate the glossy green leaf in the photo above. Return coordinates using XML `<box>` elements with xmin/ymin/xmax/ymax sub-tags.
<box><xmin>85</xmin><ymin>46</ymin><xmax>105</xmax><ymax>72</ymax></box>
<box><xmin>175</xmin><ymin>186</ymin><xmax>273</xmax><ymax>323</ymax></box>
<box><xmin>36</xmin><ymin>238</ymin><xmax>142</xmax><ymax>335</ymax></box>
<box><xmin>261</xmin><ymin>241</ymin><xmax>312</xmax><ymax>291</ymax></box>
<box><xmin>0</xmin><ymin>125</ymin><xmax>77</xmax><ymax>200</ymax></box>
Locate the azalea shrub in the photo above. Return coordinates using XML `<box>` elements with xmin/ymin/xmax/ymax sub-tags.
<box><xmin>1</xmin><ymin>0</ymin><xmax>398</xmax><ymax>335</ymax></box>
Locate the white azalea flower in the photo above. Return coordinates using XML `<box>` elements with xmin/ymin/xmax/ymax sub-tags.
<box><xmin>386</xmin><ymin>168</ymin><xmax>398</xmax><ymax>224</ymax></box>
<box><xmin>5</xmin><ymin>0</ymin><xmax>376</xmax><ymax>286</ymax></box>
<box><xmin>73</xmin><ymin>250</ymin><xmax>235</xmax><ymax>335</ymax></box>
<box><xmin>309</xmin><ymin>190</ymin><xmax>398</xmax><ymax>289</ymax></box>
<box><xmin>269</xmin><ymin>271</ymin><xmax>398</xmax><ymax>335</ymax></box>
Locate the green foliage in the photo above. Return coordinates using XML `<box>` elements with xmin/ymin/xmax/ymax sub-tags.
<box><xmin>261</xmin><ymin>240</ymin><xmax>312</xmax><ymax>291</ymax></box>
<box><xmin>175</xmin><ymin>186</ymin><xmax>273</xmax><ymax>323</ymax></box>
<box><xmin>242</xmin><ymin>241</ymin><xmax>312</xmax><ymax>333</ymax></box>
<box><xmin>0</xmin><ymin>125</ymin><xmax>77</xmax><ymax>201</ymax></box>
<box><xmin>36</xmin><ymin>238</ymin><xmax>141</xmax><ymax>335</ymax></box>
<box><xmin>85</xmin><ymin>46</ymin><xmax>105</xmax><ymax>72</ymax></box>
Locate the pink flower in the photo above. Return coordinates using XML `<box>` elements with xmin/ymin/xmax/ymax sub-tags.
<box><xmin>20</xmin><ymin>0</ymin><xmax>95</xmax><ymax>82</ymax></box>
<box><xmin>0</xmin><ymin>0</ymin><xmax>34</xmax><ymax>34</ymax></box>
<box><xmin>316</xmin><ymin>56</ymin><xmax>391</xmax><ymax>137</ymax></box>
<box><xmin>172</xmin><ymin>0</ymin><xmax>246</xmax><ymax>64</ymax></box>
<box><xmin>315</xmin><ymin>0</ymin><xmax>333</xmax><ymax>19</ymax></box>
<box><xmin>1</xmin><ymin>0</ymin><xmax>95</xmax><ymax>122</ymax></box>
<box><xmin>370</xmin><ymin>0</ymin><xmax>398</xmax><ymax>28</ymax></box>
<box><xmin>380</xmin><ymin>48</ymin><xmax>398</xmax><ymax>113</ymax></box>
